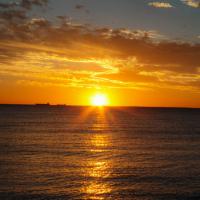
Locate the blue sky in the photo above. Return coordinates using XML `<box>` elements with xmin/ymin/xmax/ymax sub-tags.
<box><xmin>39</xmin><ymin>0</ymin><xmax>200</xmax><ymax>42</ymax></box>
<box><xmin>1</xmin><ymin>0</ymin><xmax>199</xmax><ymax>41</ymax></box>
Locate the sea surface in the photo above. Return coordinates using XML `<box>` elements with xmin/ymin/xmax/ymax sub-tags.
<box><xmin>0</xmin><ymin>105</ymin><xmax>200</xmax><ymax>200</ymax></box>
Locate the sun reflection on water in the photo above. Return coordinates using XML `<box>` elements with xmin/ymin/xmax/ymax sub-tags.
<box><xmin>85</xmin><ymin>159</ymin><xmax>112</xmax><ymax>197</ymax></box>
<box><xmin>82</xmin><ymin>108</ymin><xmax>113</xmax><ymax>199</ymax></box>
<box><xmin>90</xmin><ymin>134</ymin><xmax>110</xmax><ymax>153</ymax></box>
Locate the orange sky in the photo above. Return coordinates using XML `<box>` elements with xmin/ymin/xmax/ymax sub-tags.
<box><xmin>0</xmin><ymin>0</ymin><xmax>200</xmax><ymax>108</ymax></box>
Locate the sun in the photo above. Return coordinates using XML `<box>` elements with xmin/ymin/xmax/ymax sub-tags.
<box><xmin>91</xmin><ymin>93</ymin><xmax>108</xmax><ymax>106</ymax></box>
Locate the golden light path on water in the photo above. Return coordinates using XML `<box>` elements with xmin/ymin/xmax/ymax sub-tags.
<box><xmin>81</xmin><ymin>107</ymin><xmax>113</xmax><ymax>199</ymax></box>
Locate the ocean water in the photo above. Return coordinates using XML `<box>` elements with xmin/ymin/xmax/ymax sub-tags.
<box><xmin>0</xmin><ymin>105</ymin><xmax>200</xmax><ymax>200</ymax></box>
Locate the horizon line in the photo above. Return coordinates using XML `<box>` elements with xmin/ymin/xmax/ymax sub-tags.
<box><xmin>0</xmin><ymin>103</ymin><xmax>199</xmax><ymax>109</ymax></box>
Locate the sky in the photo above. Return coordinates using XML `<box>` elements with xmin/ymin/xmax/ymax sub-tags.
<box><xmin>0</xmin><ymin>0</ymin><xmax>200</xmax><ymax>107</ymax></box>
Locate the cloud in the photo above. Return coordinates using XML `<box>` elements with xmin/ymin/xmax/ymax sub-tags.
<box><xmin>0</xmin><ymin>2</ymin><xmax>17</xmax><ymax>9</ymax></box>
<box><xmin>75</xmin><ymin>4</ymin><xmax>84</xmax><ymax>10</ymax></box>
<box><xmin>0</xmin><ymin>0</ymin><xmax>200</xmax><ymax>92</ymax></box>
<box><xmin>0</xmin><ymin>9</ymin><xmax>27</xmax><ymax>21</ymax></box>
<box><xmin>0</xmin><ymin>0</ymin><xmax>48</xmax><ymax>27</ymax></box>
<box><xmin>74</xmin><ymin>4</ymin><xmax>90</xmax><ymax>14</ymax></box>
<box><xmin>181</xmin><ymin>0</ymin><xmax>200</xmax><ymax>8</ymax></box>
<box><xmin>21</xmin><ymin>0</ymin><xmax>48</xmax><ymax>10</ymax></box>
<box><xmin>0</xmin><ymin>0</ymin><xmax>48</xmax><ymax>10</ymax></box>
<box><xmin>148</xmin><ymin>2</ymin><xmax>173</xmax><ymax>8</ymax></box>
<box><xmin>94</xmin><ymin>28</ymin><xmax>167</xmax><ymax>41</ymax></box>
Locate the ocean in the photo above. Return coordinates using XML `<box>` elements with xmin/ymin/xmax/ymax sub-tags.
<box><xmin>0</xmin><ymin>105</ymin><xmax>200</xmax><ymax>200</ymax></box>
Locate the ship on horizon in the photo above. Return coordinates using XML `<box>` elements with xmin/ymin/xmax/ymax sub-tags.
<box><xmin>35</xmin><ymin>103</ymin><xmax>50</xmax><ymax>107</ymax></box>
<box><xmin>35</xmin><ymin>103</ymin><xmax>67</xmax><ymax>107</ymax></box>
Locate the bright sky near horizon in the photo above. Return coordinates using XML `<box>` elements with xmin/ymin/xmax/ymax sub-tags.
<box><xmin>0</xmin><ymin>0</ymin><xmax>200</xmax><ymax>107</ymax></box>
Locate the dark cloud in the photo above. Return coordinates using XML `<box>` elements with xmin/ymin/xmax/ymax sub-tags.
<box><xmin>21</xmin><ymin>0</ymin><xmax>48</xmax><ymax>10</ymax></box>
<box><xmin>0</xmin><ymin>0</ymin><xmax>50</xmax><ymax>41</ymax></box>
<box><xmin>0</xmin><ymin>2</ymin><xmax>17</xmax><ymax>9</ymax></box>
<box><xmin>0</xmin><ymin>0</ymin><xmax>49</xmax><ymax>24</ymax></box>
<box><xmin>75</xmin><ymin>4</ymin><xmax>84</xmax><ymax>10</ymax></box>
<box><xmin>0</xmin><ymin>0</ymin><xmax>48</xmax><ymax>10</ymax></box>
<box><xmin>74</xmin><ymin>4</ymin><xmax>90</xmax><ymax>14</ymax></box>
<box><xmin>0</xmin><ymin>9</ymin><xmax>27</xmax><ymax>21</ymax></box>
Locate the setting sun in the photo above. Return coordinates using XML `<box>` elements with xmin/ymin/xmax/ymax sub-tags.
<box><xmin>91</xmin><ymin>94</ymin><xmax>108</xmax><ymax>106</ymax></box>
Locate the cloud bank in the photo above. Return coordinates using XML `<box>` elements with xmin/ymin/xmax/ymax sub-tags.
<box><xmin>0</xmin><ymin>0</ymin><xmax>200</xmax><ymax>93</ymax></box>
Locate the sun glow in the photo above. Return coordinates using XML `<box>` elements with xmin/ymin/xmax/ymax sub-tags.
<box><xmin>91</xmin><ymin>94</ymin><xmax>108</xmax><ymax>106</ymax></box>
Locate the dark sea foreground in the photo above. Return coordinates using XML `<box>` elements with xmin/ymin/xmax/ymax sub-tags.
<box><xmin>0</xmin><ymin>105</ymin><xmax>200</xmax><ymax>200</ymax></box>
